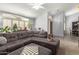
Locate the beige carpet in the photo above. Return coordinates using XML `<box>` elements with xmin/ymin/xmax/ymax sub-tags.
<box><xmin>56</xmin><ymin>36</ymin><xmax>79</xmax><ymax>55</ymax></box>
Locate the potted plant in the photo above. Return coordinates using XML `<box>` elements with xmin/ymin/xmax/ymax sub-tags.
<box><xmin>12</xmin><ymin>24</ymin><xmax>18</xmax><ymax>32</ymax></box>
<box><xmin>0</xmin><ymin>26</ymin><xmax>10</xmax><ymax>33</ymax></box>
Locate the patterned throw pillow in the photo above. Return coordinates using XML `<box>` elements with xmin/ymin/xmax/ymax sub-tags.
<box><xmin>20</xmin><ymin>46</ymin><xmax>38</xmax><ymax>55</ymax></box>
<box><xmin>0</xmin><ymin>36</ymin><xmax>7</xmax><ymax>45</ymax></box>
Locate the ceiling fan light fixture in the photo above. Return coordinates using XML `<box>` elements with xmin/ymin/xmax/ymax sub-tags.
<box><xmin>32</xmin><ymin>5</ymin><xmax>44</xmax><ymax>10</ymax></box>
<box><xmin>28</xmin><ymin>3</ymin><xmax>45</xmax><ymax>10</ymax></box>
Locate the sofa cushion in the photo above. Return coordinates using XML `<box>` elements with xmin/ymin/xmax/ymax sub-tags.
<box><xmin>32</xmin><ymin>31</ymin><xmax>47</xmax><ymax>38</ymax></box>
<box><xmin>0</xmin><ymin>38</ymin><xmax>32</xmax><ymax>53</ymax></box>
<box><xmin>3</xmin><ymin>33</ymin><xmax>18</xmax><ymax>43</ymax></box>
<box><xmin>39</xmin><ymin>31</ymin><xmax>47</xmax><ymax>35</ymax></box>
<box><xmin>33</xmin><ymin>34</ymin><xmax>47</xmax><ymax>38</ymax></box>
<box><xmin>0</xmin><ymin>33</ymin><xmax>4</xmax><ymax>36</ymax></box>
<box><xmin>33</xmin><ymin>31</ymin><xmax>39</xmax><ymax>34</ymax></box>
<box><xmin>17</xmin><ymin>32</ymin><xmax>32</xmax><ymax>39</ymax></box>
<box><xmin>0</xmin><ymin>36</ymin><xmax>7</xmax><ymax>45</ymax></box>
<box><xmin>26</xmin><ymin>31</ymin><xmax>34</xmax><ymax>34</ymax></box>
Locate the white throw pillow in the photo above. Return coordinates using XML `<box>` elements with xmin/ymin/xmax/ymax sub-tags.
<box><xmin>0</xmin><ymin>36</ymin><xmax>7</xmax><ymax>45</ymax></box>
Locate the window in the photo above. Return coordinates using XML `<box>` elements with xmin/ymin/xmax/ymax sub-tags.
<box><xmin>0</xmin><ymin>12</ymin><xmax>31</xmax><ymax>31</ymax></box>
<box><xmin>3</xmin><ymin>19</ymin><xmax>12</xmax><ymax>28</ymax></box>
<box><xmin>13</xmin><ymin>20</ymin><xmax>19</xmax><ymax>27</ymax></box>
<box><xmin>19</xmin><ymin>21</ymin><xmax>25</xmax><ymax>30</ymax></box>
<box><xmin>25</xmin><ymin>21</ymin><xmax>28</xmax><ymax>27</ymax></box>
<box><xmin>24</xmin><ymin>21</ymin><xmax>29</xmax><ymax>29</ymax></box>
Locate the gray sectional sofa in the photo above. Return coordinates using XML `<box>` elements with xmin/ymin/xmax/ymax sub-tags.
<box><xmin>0</xmin><ymin>31</ymin><xmax>60</xmax><ymax>55</ymax></box>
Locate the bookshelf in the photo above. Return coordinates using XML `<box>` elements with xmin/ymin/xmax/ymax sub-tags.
<box><xmin>72</xmin><ymin>21</ymin><xmax>79</xmax><ymax>36</ymax></box>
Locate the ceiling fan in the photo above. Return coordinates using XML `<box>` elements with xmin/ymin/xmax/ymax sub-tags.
<box><xmin>28</xmin><ymin>3</ymin><xmax>45</xmax><ymax>10</ymax></box>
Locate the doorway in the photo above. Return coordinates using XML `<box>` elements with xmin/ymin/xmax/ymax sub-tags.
<box><xmin>48</xmin><ymin>16</ymin><xmax>53</xmax><ymax>34</ymax></box>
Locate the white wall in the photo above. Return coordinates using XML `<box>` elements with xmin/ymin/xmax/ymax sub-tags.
<box><xmin>35</xmin><ymin>12</ymin><xmax>48</xmax><ymax>31</ymax></box>
<box><xmin>66</xmin><ymin>13</ymin><xmax>79</xmax><ymax>34</ymax></box>
<box><xmin>35</xmin><ymin>11</ymin><xmax>64</xmax><ymax>37</ymax></box>
<box><xmin>53</xmin><ymin>12</ymin><xmax>64</xmax><ymax>37</ymax></box>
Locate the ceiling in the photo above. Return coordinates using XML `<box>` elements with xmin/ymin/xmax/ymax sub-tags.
<box><xmin>0</xmin><ymin>3</ymin><xmax>79</xmax><ymax>18</ymax></box>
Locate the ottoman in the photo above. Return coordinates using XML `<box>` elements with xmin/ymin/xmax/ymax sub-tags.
<box><xmin>8</xmin><ymin>43</ymin><xmax>52</xmax><ymax>55</ymax></box>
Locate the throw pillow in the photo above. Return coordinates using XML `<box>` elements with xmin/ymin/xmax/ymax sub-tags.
<box><xmin>0</xmin><ymin>36</ymin><xmax>7</xmax><ymax>45</ymax></box>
